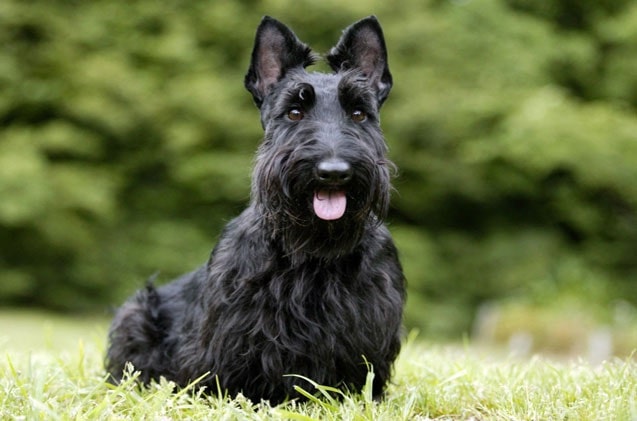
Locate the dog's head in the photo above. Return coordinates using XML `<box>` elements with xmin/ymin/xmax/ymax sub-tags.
<box><xmin>244</xmin><ymin>17</ymin><xmax>394</xmax><ymax>256</ymax></box>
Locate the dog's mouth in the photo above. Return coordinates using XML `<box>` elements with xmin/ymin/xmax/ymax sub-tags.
<box><xmin>313</xmin><ymin>190</ymin><xmax>347</xmax><ymax>221</ymax></box>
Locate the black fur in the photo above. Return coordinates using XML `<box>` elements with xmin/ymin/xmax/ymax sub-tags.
<box><xmin>106</xmin><ymin>16</ymin><xmax>405</xmax><ymax>405</ymax></box>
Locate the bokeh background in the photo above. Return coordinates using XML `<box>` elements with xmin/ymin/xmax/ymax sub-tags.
<box><xmin>1</xmin><ymin>0</ymin><xmax>636</xmax><ymax>357</ymax></box>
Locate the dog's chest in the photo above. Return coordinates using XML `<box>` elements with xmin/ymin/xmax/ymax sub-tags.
<box><xmin>221</xmin><ymin>258</ymin><xmax>375</xmax><ymax>338</ymax></box>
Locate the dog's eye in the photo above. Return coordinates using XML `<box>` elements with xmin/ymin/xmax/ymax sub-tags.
<box><xmin>351</xmin><ymin>110</ymin><xmax>367</xmax><ymax>123</ymax></box>
<box><xmin>287</xmin><ymin>109</ymin><xmax>304</xmax><ymax>121</ymax></box>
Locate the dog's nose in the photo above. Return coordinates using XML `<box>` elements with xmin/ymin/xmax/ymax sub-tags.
<box><xmin>316</xmin><ymin>159</ymin><xmax>353</xmax><ymax>185</ymax></box>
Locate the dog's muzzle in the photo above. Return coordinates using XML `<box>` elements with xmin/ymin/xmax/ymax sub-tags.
<box><xmin>313</xmin><ymin>159</ymin><xmax>352</xmax><ymax>220</ymax></box>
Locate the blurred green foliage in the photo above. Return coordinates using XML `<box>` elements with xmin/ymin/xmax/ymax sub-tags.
<box><xmin>1</xmin><ymin>0</ymin><xmax>636</xmax><ymax>337</ymax></box>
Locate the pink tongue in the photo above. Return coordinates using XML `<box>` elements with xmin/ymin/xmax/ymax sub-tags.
<box><xmin>313</xmin><ymin>190</ymin><xmax>347</xmax><ymax>221</ymax></box>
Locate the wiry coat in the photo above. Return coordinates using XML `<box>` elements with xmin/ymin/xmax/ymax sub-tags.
<box><xmin>106</xmin><ymin>16</ymin><xmax>405</xmax><ymax>405</ymax></box>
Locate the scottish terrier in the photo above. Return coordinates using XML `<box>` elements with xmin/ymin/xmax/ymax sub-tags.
<box><xmin>106</xmin><ymin>15</ymin><xmax>405</xmax><ymax>404</ymax></box>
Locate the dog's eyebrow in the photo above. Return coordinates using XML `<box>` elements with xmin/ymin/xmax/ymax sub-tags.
<box><xmin>338</xmin><ymin>79</ymin><xmax>377</xmax><ymax>114</ymax></box>
<box><xmin>281</xmin><ymin>83</ymin><xmax>315</xmax><ymax>108</ymax></box>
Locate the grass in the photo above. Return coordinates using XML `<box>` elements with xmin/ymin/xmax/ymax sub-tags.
<box><xmin>0</xmin><ymin>311</ymin><xmax>636</xmax><ymax>420</ymax></box>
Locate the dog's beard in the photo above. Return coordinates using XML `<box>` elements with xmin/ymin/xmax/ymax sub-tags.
<box><xmin>252</xmin><ymin>178</ymin><xmax>380</xmax><ymax>263</ymax></box>
<box><xmin>250</xmin><ymin>136</ymin><xmax>392</xmax><ymax>261</ymax></box>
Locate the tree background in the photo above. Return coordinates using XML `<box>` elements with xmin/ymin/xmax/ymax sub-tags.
<box><xmin>1</xmin><ymin>0</ymin><xmax>636</xmax><ymax>344</ymax></box>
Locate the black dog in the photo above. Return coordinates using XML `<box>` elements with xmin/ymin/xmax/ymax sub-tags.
<box><xmin>106</xmin><ymin>16</ymin><xmax>405</xmax><ymax>404</ymax></box>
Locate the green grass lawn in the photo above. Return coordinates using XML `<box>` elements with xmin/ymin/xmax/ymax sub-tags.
<box><xmin>0</xmin><ymin>310</ymin><xmax>635</xmax><ymax>420</ymax></box>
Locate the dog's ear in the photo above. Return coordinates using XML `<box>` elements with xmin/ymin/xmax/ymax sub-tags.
<box><xmin>245</xmin><ymin>16</ymin><xmax>316</xmax><ymax>108</ymax></box>
<box><xmin>327</xmin><ymin>16</ymin><xmax>393</xmax><ymax>106</ymax></box>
